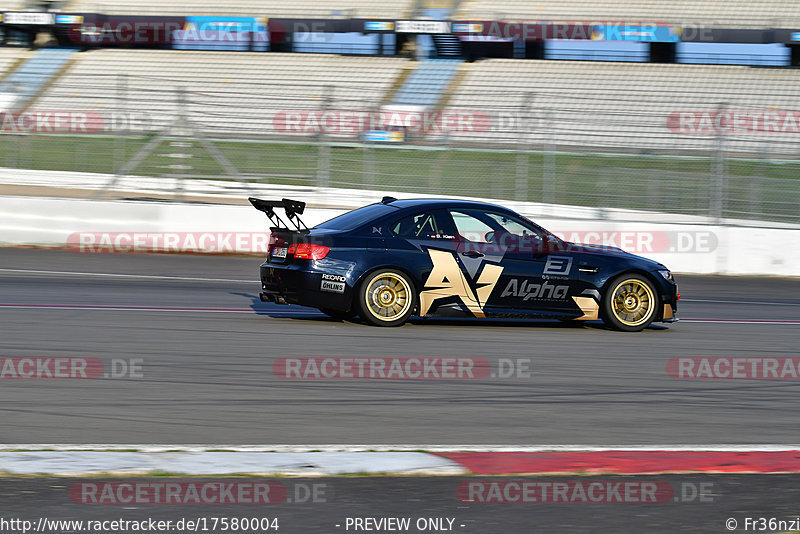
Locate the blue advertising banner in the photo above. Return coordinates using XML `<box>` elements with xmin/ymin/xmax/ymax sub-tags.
<box><xmin>592</xmin><ymin>25</ymin><xmax>680</xmax><ymax>43</ymax></box>
<box><xmin>174</xmin><ymin>16</ymin><xmax>269</xmax><ymax>50</ymax></box>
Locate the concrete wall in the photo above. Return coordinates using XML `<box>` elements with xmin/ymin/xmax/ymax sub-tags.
<box><xmin>1</xmin><ymin>195</ymin><xmax>799</xmax><ymax>276</ymax></box>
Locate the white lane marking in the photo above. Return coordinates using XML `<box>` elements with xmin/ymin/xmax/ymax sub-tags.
<box><xmin>680</xmin><ymin>318</ymin><xmax>800</xmax><ymax>325</ymax></box>
<box><xmin>683</xmin><ymin>298</ymin><xmax>800</xmax><ymax>307</ymax></box>
<box><xmin>0</xmin><ymin>303</ymin><xmax>318</xmax><ymax>314</ymax></box>
<box><xmin>4</xmin><ymin>269</ymin><xmax>800</xmax><ymax>308</ymax></box>
<box><xmin>1</xmin><ymin>304</ymin><xmax>798</xmax><ymax>324</ymax></box>
<box><xmin>2</xmin><ymin>444</ymin><xmax>799</xmax><ymax>452</ymax></box>
<box><xmin>0</xmin><ymin>268</ymin><xmax>253</xmax><ymax>283</ymax></box>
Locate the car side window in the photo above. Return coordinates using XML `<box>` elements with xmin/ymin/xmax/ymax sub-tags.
<box><xmin>450</xmin><ymin>211</ymin><xmax>495</xmax><ymax>243</ymax></box>
<box><xmin>450</xmin><ymin>209</ymin><xmax>545</xmax><ymax>246</ymax></box>
<box><xmin>484</xmin><ymin>212</ymin><xmax>543</xmax><ymax>241</ymax></box>
<box><xmin>391</xmin><ymin>211</ymin><xmax>454</xmax><ymax>240</ymax></box>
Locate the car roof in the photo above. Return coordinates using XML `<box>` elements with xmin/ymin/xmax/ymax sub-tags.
<box><xmin>386</xmin><ymin>198</ymin><xmax>514</xmax><ymax>212</ymax></box>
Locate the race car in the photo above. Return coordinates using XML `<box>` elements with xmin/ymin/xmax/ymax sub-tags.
<box><xmin>250</xmin><ymin>196</ymin><xmax>679</xmax><ymax>332</ymax></box>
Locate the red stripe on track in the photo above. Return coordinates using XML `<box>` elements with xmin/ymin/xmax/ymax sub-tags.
<box><xmin>436</xmin><ymin>451</ymin><xmax>800</xmax><ymax>474</ymax></box>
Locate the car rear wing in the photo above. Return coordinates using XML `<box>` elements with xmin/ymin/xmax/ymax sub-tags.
<box><xmin>248</xmin><ymin>197</ymin><xmax>310</xmax><ymax>233</ymax></box>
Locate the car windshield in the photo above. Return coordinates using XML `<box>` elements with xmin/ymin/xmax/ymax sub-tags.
<box><xmin>314</xmin><ymin>203</ymin><xmax>397</xmax><ymax>231</ymax></box>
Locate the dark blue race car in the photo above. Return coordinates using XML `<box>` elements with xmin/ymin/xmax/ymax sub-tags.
<box><xmin>250</xmin><ymin>197</ymin><xmax>679</xmax><ymax>332</ymax></box>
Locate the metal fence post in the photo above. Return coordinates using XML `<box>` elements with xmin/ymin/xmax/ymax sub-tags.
<box><xmin>363</xmin><ymin>144</ymin><xmax>375</xmax><ymax>190</ymax></box>
<box><xmin>113</xmin><ymin>74</ymin><xmax>127</xmax><ymax>175</ymax></box>
<box><xmin>316</xmin><ymin>85</ymin><xmax>332</xmax><ymax>189</ymax></box>
<box><xmin>515</xmin><ymin>92</ymin><xmax>534</xmax><ymax>202</ymax></box>
<box><xmin>542</xmin><ymin>106</ymin><xmax>556</xmax><ymax>211</ymax></box>
<box><xmin>711</xmin><ymin>102</ymin><xmax>728</xmax><ymax>223</ymax></box>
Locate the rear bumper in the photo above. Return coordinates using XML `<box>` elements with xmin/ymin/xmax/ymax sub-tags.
<box><xmin>260</xmin><ymin>291</ymin><xmax>291</xmax><ymax>304</ymax></box>
<box><xmin>260</xmin><ymin>260</ymin><xmax>357</xmax><ymax>312</ymax></box>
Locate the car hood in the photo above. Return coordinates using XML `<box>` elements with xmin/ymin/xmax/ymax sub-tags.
<box><xmin>562</xmin><ymin>241</ymin><xmax>666</xmax><ymax>270</ymax></box>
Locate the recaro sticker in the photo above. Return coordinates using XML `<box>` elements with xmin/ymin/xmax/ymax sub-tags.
<box><xmin>321</xmin><ymin>273</ymin><xmax>346</xmax><ymax>293</ymax></box>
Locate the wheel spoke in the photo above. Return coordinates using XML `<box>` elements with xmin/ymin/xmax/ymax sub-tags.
<box><xmin>611</xmin><ymin>278</ymin><xmax>655</xmax><ymax>327</ymax></box>
<box><xmin>364</xmin><ymin>273</ymin><xmax>412</xmax><ymax>322</ymax></box>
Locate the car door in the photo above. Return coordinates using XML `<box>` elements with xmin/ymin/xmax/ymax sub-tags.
<box><xmin>385</xmin><ymin>209</ymin><xmax>485</xmax><ymax>318</ymax></box>
<box><xmin>446</xmin><ymin>208</ymin><xmax>580</xmax><ymax>318</ymax></box>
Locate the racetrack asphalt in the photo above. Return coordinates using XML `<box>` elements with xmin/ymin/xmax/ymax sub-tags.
<box><xmin>1</xmin><ymin>475</ymin><xmax>798</xmax><ymax>534</ymax></box>
<box><xmin>0</xmin><ymin>248</ymin><xmax>799</xmax><ymax>445</ymax></box>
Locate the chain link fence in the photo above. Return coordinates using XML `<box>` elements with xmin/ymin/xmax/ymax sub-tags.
<box><xmin>2</xmin><ymin>69</ymin><xmax>800</xmax><ymax>225</ymax></box>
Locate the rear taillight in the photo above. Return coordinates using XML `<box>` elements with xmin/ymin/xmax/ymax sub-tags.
<box><xmin>292</xmin><ymin>243</ymin><xmax>330</xmax><ymax>260</ymax></box>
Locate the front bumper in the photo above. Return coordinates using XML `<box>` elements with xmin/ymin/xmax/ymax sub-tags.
<box><xmin>662</xmin><ymin>303</ymin><xmax>679</xmax><ymax>323</ymax></box>
<box><xmin>659</xmin><ymin>281</ymin><xmax>679</xmax><ymax>323</ymax></box>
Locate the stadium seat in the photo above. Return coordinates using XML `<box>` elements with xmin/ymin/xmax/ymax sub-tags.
<box><xmin>442</xmin><ymin>59</ymin><xmax>800</xmax><ymax>154</ymax></box>
<box><xmin>0</xmin><ymin>48</ymin><xmax>29</xmax><ymax>78</ymax></box>
<box><xmin>67</xmin><ymin>0</ymin><xmax>411</xmax><ymax>18</ymax></box>
<box><xmin>455</xmin><ymin>0</ymin><xmax>800</xmax><ymax>29</ymax></box>
<box><xmin>0</xmin><ymin>1</ymin><xmax>27</xmax><ymax>10</ymax></box>
<box><xmin>29</xmin><ymin>50</ymin><xmax>409</xmax><ymax>138</ymax></box>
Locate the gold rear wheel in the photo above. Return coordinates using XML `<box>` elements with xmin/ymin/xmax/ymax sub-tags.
<box><xmin>359</xmin><ymin>270</ymin><xmax>415</xmax><ymax>326</ymax></box>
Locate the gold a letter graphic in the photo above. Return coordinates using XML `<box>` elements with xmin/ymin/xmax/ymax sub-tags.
<box><xmin>418</xmin><ymin>249</ymin><xmax>503</xmax><ymax>318</ymax></box>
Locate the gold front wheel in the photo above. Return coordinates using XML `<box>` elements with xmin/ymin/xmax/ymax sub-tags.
<box><xmin>602</xmin><ymin>275</ymin><xmax>659</xmax><ymax>332</ymax></box>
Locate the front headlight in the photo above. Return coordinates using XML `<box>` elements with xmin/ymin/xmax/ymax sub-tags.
<box><xmin>657</xmin><ymin>270</ymin><xmax>673</xmax><ymax>282</ymax></box>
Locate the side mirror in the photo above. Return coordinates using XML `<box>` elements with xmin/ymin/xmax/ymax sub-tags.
<box><xmin>542</xmin><ymin>234</ymin><xmax>566</xmax><ymax>253</ymax></box>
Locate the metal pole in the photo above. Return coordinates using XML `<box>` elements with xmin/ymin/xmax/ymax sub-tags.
<box><xmin>515</xmin><ymin>92</ymin><xmax>534</xmax><ymax>202</ymax></box>
<box><xmin>543</xmin><ymin>107</ymin><xmax>555</xmax><ymax>210</ymax></box>
<box><xmin>173</xmin><ymin>86</ymin><xmax>188</xmax><ymax>199</ymax></box>
<box><xmin>316</xmin><ymin>85</ymin><xmax>333</xmax><ymax>189</ymax></box>
<box><xmin>712</xmin><ymin>102</ymin><xmax>728</xmax><ymax>223</ymax></box>
<box><xmin>363</xmin><ymin>144</ymin><xmax>375</xmax><ymax>190</ymax></box>
<box><xmin>113</xmin><ymin>74</ymin><xmax>127</xmax><ymax>175</ymax></box>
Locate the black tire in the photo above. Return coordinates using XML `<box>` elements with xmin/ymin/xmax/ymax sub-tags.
<box><xmin>318</xmin><ymin>308</ymin><xmax>356</xmax><ymax>321</ymax></box>
<box><xmin>357</xmin><ymin>269</ymin><xmax>416</xmax><ymax>327</ymax></box>
<box><xmin>601</xmin><ymin>273</ymin><xmax>660</xmax><ymax>332</ymax></box>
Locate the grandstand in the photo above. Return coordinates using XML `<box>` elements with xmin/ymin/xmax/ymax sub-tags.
<box><xmin>443</xmin><ymin>59</ymin><xmax>800</xmax><ymax>155</ymax></box>
<box><xmin>455</xmin><ymin>0</ymin><xmax>799</xmax><ymax>29</ymax></box>
<box><xmin>0</xmin><ymin>47</ymin><xmax>27</xmax><ymax>111</ymax></box>
<box><xmin>2</xmin><ymin>2</ymin><xmax>799</xmax><ymax>222</ymax></box>
<box><xmin>0</xmin><ymin>1</ymin><xmax>27</xmax><ymax>11</ymax></box>
<box><xmin>65</xmin><ymin>0</ymin><xmax>412</xmax><ymax>18</ymax></box>
<box><xmin>26</xmin><ymin>49</ymin><xmax>800</xmax><ymax>154</ymax></box>
<box><xmin>0</xmin><ymin>47</ymin><xmax>27</xmax><ymax>77</ymax></box>
<box><xmin>29</xmin><ymin>49</ymin><xmax>409</xmax><ymax>137</ymax></box>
